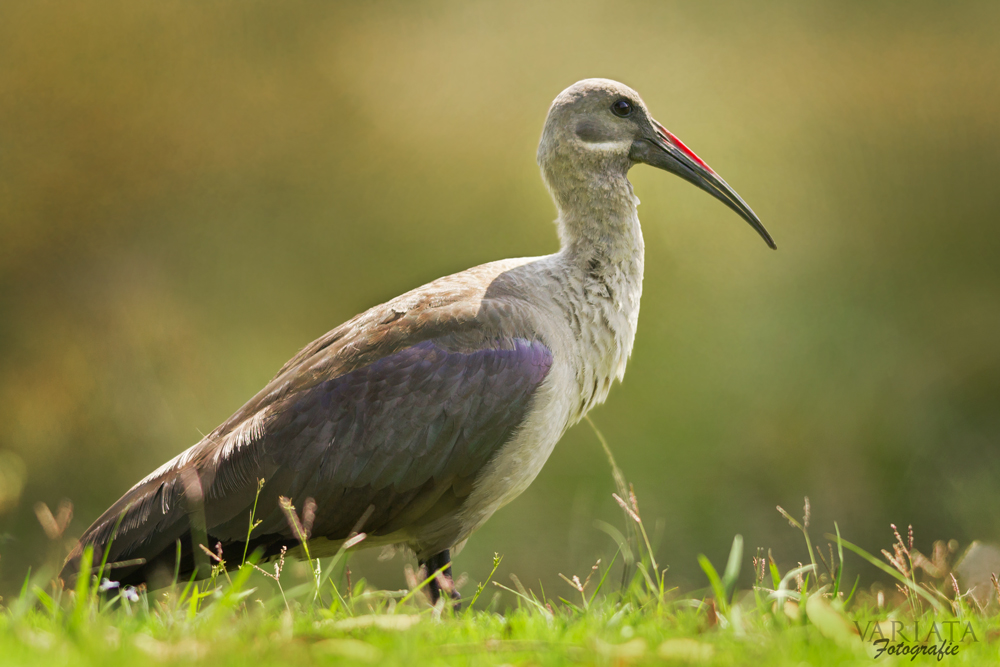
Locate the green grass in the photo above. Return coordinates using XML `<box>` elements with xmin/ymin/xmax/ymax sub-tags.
<box><xmin>2</xmin><ymin>534</ymin><xmax>997</xmax><ymax>666</ymax></box>
<box><xmin>3</xmin><ymin>429</ymin><xmax>999</xmax><ymax>665</ymax></box>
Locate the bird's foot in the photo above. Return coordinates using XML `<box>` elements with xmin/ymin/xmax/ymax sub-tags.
<box><xmin>419</xmin><ymin>549</ymin><xmax>462</xmax><ymax>610</ymax></box>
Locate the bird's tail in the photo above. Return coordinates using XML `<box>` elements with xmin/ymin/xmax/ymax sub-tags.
<box><xmin>60</xmin><ymin>469</ymin><xmax>196</xmax><ymax>589</ymax></box>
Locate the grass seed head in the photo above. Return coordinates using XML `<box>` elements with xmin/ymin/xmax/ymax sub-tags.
<box><xmin>890</xmin><ymin>524</ymin><xmax>909</xmax><ymax>557</ymax></box>
<box><xmin>881</xmin><ymin>548</ymin><xmax>910</xmax><ymax>579</ymax></box>
<box><xmin>199</xmin><ymin>543</ymin><xmax>223</xmax><ymax>564</ymax></box>
<box><xmin>776</xmin><ymin>505</ymin><xmax>796</xmax><ymax>529</ymax></box>
<box><xmin>278</xmin><ymin>496</ymin><xmax>308</xmax><ymax>544</ymax></box>
<box><xmin>613</xmin><ymin>493</ymin><xmax>641</xmax><ymax>525</ymax></box>
<box><xmin>752</xmin><ymin>548</ymin><xmax>766</xmax><ymax>585</ymax></box>
<box><xmin>302</xmin><ymin>498</ymin><xmax>317</xmax><ymax>539</ymax></box>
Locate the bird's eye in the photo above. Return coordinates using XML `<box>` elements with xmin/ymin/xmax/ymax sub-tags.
<box><xmin>611</xmin><ymin>99</ymin><xmax>633</xmax><ymax>117</ymax></box>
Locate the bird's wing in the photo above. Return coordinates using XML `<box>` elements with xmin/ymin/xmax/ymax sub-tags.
<box><xmin>63</xmin><ymin>261</ymin><xmax>554</xmax><ymax>584</ymax></box>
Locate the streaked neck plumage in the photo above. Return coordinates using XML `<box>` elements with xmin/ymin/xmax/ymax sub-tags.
<box><xmin>538</xmin><ymin>140</ymin><xmax>645</xmax><ymax>420</ymax></box>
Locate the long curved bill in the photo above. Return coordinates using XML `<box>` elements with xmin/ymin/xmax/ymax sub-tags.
<box><xmin>630</xmin><ymin>120</ymin><xmax>776</xmax><ymax>249</ymax></box>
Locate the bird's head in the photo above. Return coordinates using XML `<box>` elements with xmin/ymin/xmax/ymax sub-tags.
<box><xmin>538</xmin><ymin>78</ymin><xmax>775</xmax><ymax>249</ymax></box>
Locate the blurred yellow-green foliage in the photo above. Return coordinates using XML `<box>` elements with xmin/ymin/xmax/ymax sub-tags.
<box><xmin>1</xmin><ymin>1</ymin><xmax>999</xmax><ymax>597</ymax></box>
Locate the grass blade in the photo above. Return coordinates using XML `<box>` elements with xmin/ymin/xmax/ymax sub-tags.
<box><xmin>698</xmin><ymin>554</ymin><xmax>729</xmax><ymax>616</ymax></box>
<box><xmin>824</xmin><ymin>532</ymin><xmax>944</xmax><ymax>613</ymax></box>
<box><xmin>722</xmin><ymin>535</ymin><xmax>743</xmax><ymax>601</ymax></box>
<box><xmin>397</xmin><ymin>563</ymin><xmax>450</xmax><ymax>609</ymax></box>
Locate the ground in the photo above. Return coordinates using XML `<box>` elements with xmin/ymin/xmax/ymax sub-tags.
<box><xmin>3</xmin><ymin>493</ymin><xmax>999</xmax><ymax>666</ymax></box>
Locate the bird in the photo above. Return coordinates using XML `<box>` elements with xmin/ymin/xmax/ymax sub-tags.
<box><xmin>60</xmin><ymin>78</ymin><xmax>774</xmax><ymax>604</ymax></box>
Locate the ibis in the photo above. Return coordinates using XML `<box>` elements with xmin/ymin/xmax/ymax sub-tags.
<box><xmin>61</xmin><ymin>78</ymin><xmax>774</xmax><ymax>604</ymax></box>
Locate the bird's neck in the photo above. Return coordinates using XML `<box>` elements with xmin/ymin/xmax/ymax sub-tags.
<box><xmin>554</xmin><ymin>171</ymin><xmax>644</xmax><ymax>281</ymax></box>
<box><xmin>550</xmin><ymin>171</ymin><xmax>645</xmax><ymax>416</ymax></box>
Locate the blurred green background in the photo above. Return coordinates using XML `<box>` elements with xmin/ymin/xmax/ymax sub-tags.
<box><xmin>2</xmin><ymin>0</ymin><xmax>999</xmax><ymax>599</ymax></box>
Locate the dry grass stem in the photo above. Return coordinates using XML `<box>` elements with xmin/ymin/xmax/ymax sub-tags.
<box><xmin>34</xmin><ymin>500</ymin><xmax>73</xmax><ymax>541</ymax></box>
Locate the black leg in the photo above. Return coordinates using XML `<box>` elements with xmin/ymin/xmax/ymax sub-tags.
<box><xmin>418</xmin><ymin>549</ymin><xmax>461</xmax><ymax>608</ymax></box>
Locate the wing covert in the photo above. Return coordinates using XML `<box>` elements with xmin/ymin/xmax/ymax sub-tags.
<box><xmin>240</xmin><ymin>337</ymin><xmax>553</xmax><ymax>540</ymax></box>
<box><xmin>65</xmin><ymin>335</ymin><xmax>553</xmax><ymax>584</ymax></box>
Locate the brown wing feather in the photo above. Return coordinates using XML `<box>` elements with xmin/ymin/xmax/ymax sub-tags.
<box><xmin>61</xmin><ymin>258</ymin><xmax>551</xmax><ymax>587</ymax></box>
